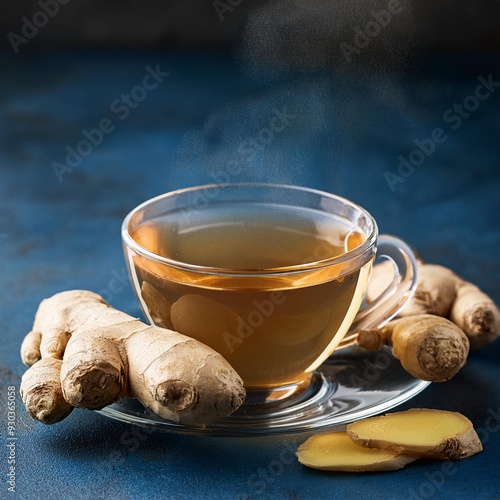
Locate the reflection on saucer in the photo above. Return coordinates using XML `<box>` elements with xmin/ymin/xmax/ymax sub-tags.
<box><xmin>98</xmin><ymin>346</ymin><xmax>430</xmax><ymax>436</ymax></box>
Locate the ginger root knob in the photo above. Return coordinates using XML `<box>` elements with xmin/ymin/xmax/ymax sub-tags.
<box><xmin>358</xmin><ymin>315</ymin><xmax>469</xmax><ymax>382</ymax></box>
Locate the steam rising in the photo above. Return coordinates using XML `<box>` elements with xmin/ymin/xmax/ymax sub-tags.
<box><xmin>172</xmin><ymin>0</ymin><xmax>421</xmax><ymax>191</ymax></box>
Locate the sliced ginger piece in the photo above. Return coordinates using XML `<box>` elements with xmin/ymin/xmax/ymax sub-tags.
<box><xmin>296</xmin><ymin>432</ymin><xmax>417</xmax><ymax>472</ymax></box>
<box><xmin>347</xmin><ymin>409</ymin><xmax>483</xmax><ymax>461</ymax></box>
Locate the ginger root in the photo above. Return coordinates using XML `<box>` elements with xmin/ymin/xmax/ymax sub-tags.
<box><xmin>296</xmin><ymin>432</ymin><xmax>417</xmax><ymax>472</ymax></box>
<box><xmin>367</xmin><ymin>261</ymin><xmax>500</xmax><ymax>350</ymax></box>
<box><xmin>20</xmin><ymin>290</ymin><xmax>245</xmax><ymax>425</ymax></box>
<box><xmin>297</xmin><ymin>409</ymin><xmax>482</xmax><ymax>473</ymax></box>
<box><xmin>368</xmin><ymin>262</ymin><xmax>458</xmax><ymax>317</ymax></box>
<box><xmin>358</xmin><ymin>315</ymin><xmax>469</xmax><ymax>382</ymax></box>
<box><xmin>347</xmin><ymin>409</ymin><xmax>483</xmax><ymax>461</ymax></box>
<box><xmin>450</xmin><ymin>281</ymin><xmax>500</xmax><ymax>349</ymax></box>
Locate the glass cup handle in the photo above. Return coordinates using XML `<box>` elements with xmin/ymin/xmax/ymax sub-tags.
<box><xmin>337</xmin><ymin>234</ymin><xmax>419</xmax><ymax>349</ymax></box>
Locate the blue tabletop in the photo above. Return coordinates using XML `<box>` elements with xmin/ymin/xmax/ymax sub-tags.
<box><xmin>1</xmin><ymin>50</ymin><xmax>499</xmax><ymax>499</ymax></box>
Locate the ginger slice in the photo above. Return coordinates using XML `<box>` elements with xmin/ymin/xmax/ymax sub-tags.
<box><xmin>347</xmin><ymin>409</ymin><xmax>483</xmax><ymax>461</ymax></box>
<box><xmin>296</xmin><ymin>432</ymin><xmax>417</xmax><ymax>472</ymax></box>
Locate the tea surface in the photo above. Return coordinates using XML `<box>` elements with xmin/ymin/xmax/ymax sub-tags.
<box><xmin>131</xmin><ymin>203</ymin><xmax>363</xmax><ymax>270</ymax></box>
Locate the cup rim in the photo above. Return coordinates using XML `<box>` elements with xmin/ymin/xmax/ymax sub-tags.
<box><xmin>121</xmin><ymin>182</ymin><xmax>378</xmax><ymax>276</ymax></box>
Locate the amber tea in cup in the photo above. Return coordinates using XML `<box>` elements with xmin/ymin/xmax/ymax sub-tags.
<box><xmin>122</xmin><ymin>184</ymin><xmax>417</xmax><ymax>404</ymax></box>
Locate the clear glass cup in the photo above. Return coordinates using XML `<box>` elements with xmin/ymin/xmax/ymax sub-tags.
<box><xmin>121</xmin><ymin>183</ymin><xmax>418</xmax><ymax>410</ymax></box>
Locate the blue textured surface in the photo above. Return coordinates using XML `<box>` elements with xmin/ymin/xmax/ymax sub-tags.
<box><xmin>0</xmin><ymin>50</ymin><xmax>499</xmax><ymax>499</ymax></box>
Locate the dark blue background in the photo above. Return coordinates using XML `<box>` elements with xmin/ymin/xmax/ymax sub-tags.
<box><xmin>0</xmin><ymin>50</ymin><xmax>499</xmax><ymax>499</ymax></box>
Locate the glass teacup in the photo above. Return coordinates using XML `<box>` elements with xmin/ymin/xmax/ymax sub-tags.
<box><xmin>122</xmin><ymin>183</ymin><xmax>417</xmax><ymax>406</ymax></box>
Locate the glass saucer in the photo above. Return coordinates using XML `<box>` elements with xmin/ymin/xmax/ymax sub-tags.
<box><xmin>98</xmin><ymin>346</ymin><xmax>429</xmax><ymax>436</ymax></box>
